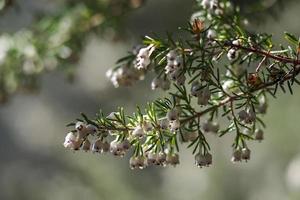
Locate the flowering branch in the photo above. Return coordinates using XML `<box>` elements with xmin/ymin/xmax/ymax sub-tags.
<box><xmin>181</xmin><ymin>63</ymin><xmax>300</xmax><ymax>125</ymax></box>
<box><xmin>0</xmin><ymin>0</ymin><xmax>143</xmax><ymax>103</ymax></box>
<box><xmin>63</xmin><ymin>0</ymin><xmax>300</xmax><ymax>170</ymax></box>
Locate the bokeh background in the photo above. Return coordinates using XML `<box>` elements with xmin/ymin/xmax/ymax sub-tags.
<box><xmin>1</xmin><ymin>0</ymin><xmax>300</xmax><ymax>200</ymax></box>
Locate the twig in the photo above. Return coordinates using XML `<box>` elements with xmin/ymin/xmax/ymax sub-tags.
<box><xmin>180</xmin><ymin>65</ymin><xmax>300</xmax><ymax>125</ymax></box>
<box><xmin>228</xmin><ymin>43</ymin><xmax>300</xmax><ymax>65</ymax></box>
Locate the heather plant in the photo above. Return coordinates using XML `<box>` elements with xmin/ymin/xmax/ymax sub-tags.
<box><xmin>63</xmin><ymin>0</ymin><xmax>300</xmax><ymax>169</ymax></box>
<box><xmin>1</xmin><ymin>0</ymin><xmax>299</xmax><ymax>170</ymax></box>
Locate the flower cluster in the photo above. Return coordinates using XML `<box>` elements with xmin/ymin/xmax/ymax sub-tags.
<box><xmin>200</xmin><ymin>0</ymin><xmax>224</xmax><ymax>15</ymax></box>
<box><xmin>106</xmin><ymin>65</ymin><xmax>145</xmax><ymax>87</ymax></box>
<box><xmin>195</xmin><ymin>152</ymin><xmax>212</xmax><ymax>168</ymax></box>
<box><xmin>0</xmin><ymin>0</ymin><xmax>143</xmax><ymax>103</ymax></box>
<box><xmin>164</xmin><ymin>50</ymin><xmax>186</xmax><ymax>85</ymax></box>
<box><xmin>150</xmin><ymin>49</ymin><xmax>186</xmax><ymax>90</ymax></box>
<box><xmin>63</xmin><ymin>109</ymin><xmax>185</xmax><ymax>169</ymax></box>
<box><xmin>231</xmin><ymin>147</ymin><xmax>251</xmax><ymax>162</ymax></box>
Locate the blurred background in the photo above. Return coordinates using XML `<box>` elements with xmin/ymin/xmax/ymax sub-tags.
<box><xmin>1</xmin><ymin>0</ymin><xmax>300</xmax><ymax>200</ymax></box>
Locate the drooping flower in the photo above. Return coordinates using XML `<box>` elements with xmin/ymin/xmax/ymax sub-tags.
<box><xmin>166</xmin><ymin>153</ymin><xmax>180</xmax><ymax>167</ymax></box>
<box><xmin>231</xmin><ymin>148</ymin><xmax>242</xmax><ymax>163</ymax></box>
<box><xmin>63</xmin><ymin>131</ymin><xmax>82</xmax><ymax>151</ymax></box>
<box><xmin>135</xmin><ymin>44</ymin><xmax>155</xmax><ymax>70</ymax></box>
<box><xmin>241</xmin><ymin>147</ymin><xmax>251</xmax><ymax>161</ymax></box>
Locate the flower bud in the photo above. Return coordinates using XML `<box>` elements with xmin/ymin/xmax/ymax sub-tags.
<box><xmin>169</xmin><ymin>119</ymin><xmax>180</xmax><ymax>132</ymax></box>
<box><xmin>121</xmin><ymin>139</ymin><xmax>131</xmax><ymax>151</ymax></box>
<box><xmin>166</xmin><ymin>153</ymin><xmax>180</xmax><ymax>166</ymax></box>
<box><xmin>159</xmin><ymin>118</ymin><xmax>169</xmax><ymax>130</ymax></box>
<box><xmin>232</xmin><ymin>39</ymin><xmax>242</xmax><ymax>46</ymax></box>
<box><xmin>202</xmin><ymin>120</ymin><xmax>219</xmax><ymax>133</ymax></box>
<box><xmin>136</xmin><ymin>57</ymin><xmax>151</xmax><ymax>70</ymax></box>
<box><xmin>63</xmin><ymin>132</ymin><xmax>77</xmax><ymax>149</ymax></box>
<box><xmin>191</xmin><ymin>81</ymin><xmax>201</xmax><ymax>96</ymax></box>
<box><xmin>255</xmin><ymin>129</ymin><xmax>264</xmax><ymax>142</ymax></box>
<box><xmin>75</xmin><ymin>121</ymin><xmax>85</xmax><ymax>131</ymax></box>
<box><xmin>202</xmin><ymin>120</ymin><xmax>212</xmax><ymax>132</ymax></box>
<box><xmin>92</xmin><ymin>139</ymin><xmax>103</xmax><ymax>153</ymax></box>
<box><xmin>207</xmin><ymin>29</ymin><xmax>217</xmax><ymax>39</ymax></box>
<box><xmin>106</xmin><ymin>69</ymin><xmax>113</xmax><ymax>79</ymax></box>
<box><xmin>110</xmin><ymin>140</ymin><xmax>125</xmax><ymax>157</ymax></box>
<box><xmin>135</xmin><ymin>45</ymin><xmax>155</xmax><ymax>70</ymax></box>
<box><xmin>174</xmin><ymin>57</ymin><xmax>183</xmax><ymax>68</ymax></box>
<box><xmin>257</xmin><ymin>96</ymin><xmax>267</xmax><ymax>114</ymax></box>
<box><xmin>137</xmin><ymin>156</ymin><xmax>147</xmax><ymax>169</ymax></box>
<box><xmin>82</xmin><ymin>139</ymin><xmax>91</xmax><ymax>152</ymax></box>
<box><xmin>241</xmin><ymin>147</ymin><xmax>251</xmax><ymax>161</ymax></box>
<box><xmin>151</xmin><ymin>77</ymin><xmax>162</xmax><ymax>90</ymax></box>
<box><xmin>245</xmin><ymin>108</ymin><xmax>256</xmax><ymax>124</ymax></box>
<box><xmin>231</xmin><ymin>148</ymin><xmax>242</xmax><ymax>163</ymax></box>
<box><xmin>129</xmin><ymin>156</ymin><xmax>137</xmax><ymax>169</ymax></box>
<box><xmin>86</xmin><ymin>124</ymin><xmax>97</xmax><ymax>135</ymax></box>
<box><xmin>155</xmin><ymin>152</ymin><xmax>167</xmax><ymax>166</ymax></box>
<box><xmin>146</xmin><ymin>151</ymin><xmax>158</xmax><ymax>165</ymax></box>
<box><xmin>102</xmin><ymin>141</ymin><xmax>110</xmax><ymax>153</ymax></box>
<box><xmin>211</xmin><ymin>122</ymin><xmax>220</xmax><ymax>133</ymax></box>
<box><xmin>195</xmin><ymin>153</ymin><xmax>207</xmax><ymax>168</ymax></box>
<box><xmin>167</xmin><ymin>109</ymin><xmax>179</xmax><ymax>121</ymax></box>
<box><xmin>107</xmin><ymin>112</ymin><xmax>117</xmax><ymax>120</ymax></box>
<box><xmin>146</xmin><ymin>151</ymin><xmax>157</xmax><ymax>165</ymax></box>
<box><xmin>165</xmin><ymin>64</ymin><xmax>174</xmax><ymax>74</ymax></box>
<box><xmin>227</xmin><ymin>49</ymin><xmax>239</xmax><ymax>61</ymax></box>
<box><xmin>130</xmin><ymin>156</ymin><xmax>146</xmax><ymax>170</ymax></box>
<box><xmin>137</xmin><ymin>46</ymin><xmax>150</xmax><ymax>58</ymax></box>
<box><xmin>132</xmin><ymin>125</ymin><xmax>145</xmax><ymax>138</ymax></box>
<box><xmin>202</xmin><ymin>120</ymin><xmax>220</xmax><ymax>133</ymax></box>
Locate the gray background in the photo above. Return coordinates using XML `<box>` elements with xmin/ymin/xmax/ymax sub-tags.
<box><xmin>1</xmin><ymin>0</ymin><xmax>300</xmax><ymax>199</ymax></box>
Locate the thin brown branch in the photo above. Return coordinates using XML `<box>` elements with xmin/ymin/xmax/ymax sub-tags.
<box><xmin>180</xmin><ymin>65</ymin><xmax>300</xmax><ymax>125</ymax></box>
<box><xmin>228</xmin><ymin>43</ymin><xmax>300</xmax><ymax>65</ymax></box>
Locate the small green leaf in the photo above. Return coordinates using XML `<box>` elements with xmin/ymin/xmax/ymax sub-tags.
<box><xmin>66</xmin><ymin>122</ymin><xmax>76</xmax><ymax>127</ymax></box>
<box><xmin>284</xmin><ymin>32</ymin><xmax>298</xmax><ymax>45</ymax></box>
<box><xmin>234</xmin><ymin>25</ymin><xmax>246</xmax><ymax>37</ymax></box>
<box><xmin>116</xmin><ymin>54</ymin><xmax>135</xmax><ymax>64</ymax></box>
